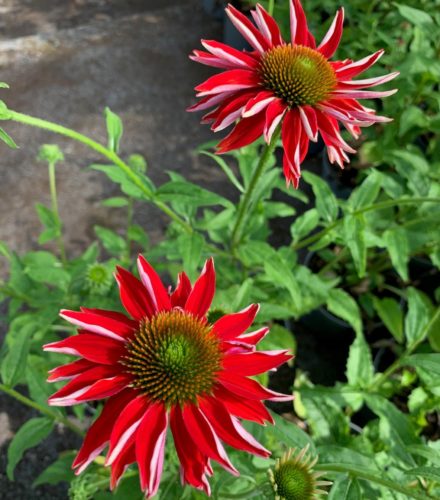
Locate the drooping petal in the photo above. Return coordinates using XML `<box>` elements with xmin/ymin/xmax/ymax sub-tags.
<box><xmin>110</xmin><ymin>442</ymin><xmax>136</xmax><ymax>490</ymax></box>
<box><xmin>225</xmin><ymin>4</ymin><xmax>270</xmax><ymax>53</ymax></box>
<box><xmin>223</xmin><ymin>350</ymin><xmax>292</xmax><ymax>376</ymax></box>
<box><xmin>47</xmin><ymin>358</ymin><xmax>95</xmax><ymax>382</ymax></box>
<box><xmin>182</xmin><ymin>403</ymin><xmax>239</xmax><ymax>475</ymax></box>
<box><xmin>59</xmin><ymin>309</ymin><xmax>132</xmax><ymax>341</ymax></box>
<box><xmin>185</xmin><ymin>258</ymin><xmax>215</xmax><ymax>318</ymax></box>
<box><xmin>73</xmin><ymin>389</ymin><xmax>136</xmax><ymax>474</ymax></box>
<box><xmin>213</xmin><ymin>304</ymin><xmax>259</xmax><ymax>342</ymax></box>
<box><xmin>242</xmin><ymin>90</ymin><xmax>276</xmax><ymax>118</ymax></box>
<box><xmin>211</xmin><ymin>91</ymin><xmax>257</xmax><ymax>131</ymax></box>
<box><xmin>335</xmin><ymin>49</ymin><xmax>384</xmax><ymax>80</ymax></box>
<box><xmin>200</xmin><ymin>397</ymin><xmax>270</xmax><ymax>457</ymax></box>
<box><xmin>290</xmin><ymin>0</ymin><xmax>312</xmax><ymax>46</ymax></box>
<box><xmin>219</xmin><ymin>371</ymin><xmax>294</xmax><ymax>402</ymax></box>
<box><xmin>216</xmin><ymin>111</ymin><xmax>266</xmax><ymax>153</ymax></box>
<box><xmin>201</xmin><ymin>40</ymin><xmax>259</xmax><ymax>69</ymax></box>
<box><xmin>137</xmin><ymin>255</ymin><xmax>172</xmax><ymax>313</ymax></box>
<box><xmin>170</xmin><ymin>406</ymin><xmax>212</xmax><ymax>495</ymax></box>
<box><xmin>195</xmin><ymin>69</ymin><xmax>261</xmax><ymax>97</ymax></box>
<box><xmin>170</xmin><ymin>272</ymin><xmax>192</xmax><ymax>308</ymax></box>
<box><xmin>299</xmin><ymin>105</ymin><xmax>318</xmax><ymax>142</ymax></box>
<box><xmin>136</xmin><ymin>403</ymin><xmax>168</xmax><ymax>497</ymax></box>
<box><xmin>316</xmin><ymin>110</ymin><xmax>356</xmax><ymax>153</ymax></box>
<box><xmin>44</xmin><ymin>333</ymin><xmax>124</xmax><ymax>365</ymax></box>
<box><xmin>317</xmin><ymin>8</ymin><xmax>344</xmax><ymax>59</ymax></box>
<box><xmin>187</xmin><ymin>92</ymin><xmax>237</xmax><ymax>113</ymax></box>
<box><xmin>264</xmin><ymin>98</ymin><xmax>287</xmax><ymax>143</ymax></box>
<box><xmin>115</xmin><ymin>266</ymin><xmax>155</xmax><ymax>320</ymax></box>
<box><xmin>214</xmin><ymin>384</ymin><xmax>274</xmax><ymax>425</ymax></box>
<box><xmin>106</xmin><ymin>395</ymin><xmax>150</xmax><ymax>465</ymax></box>
<box><xmin>282</xmin><ymin>108</ymin><xmax>309</xmax><ymax>185</ymax></box>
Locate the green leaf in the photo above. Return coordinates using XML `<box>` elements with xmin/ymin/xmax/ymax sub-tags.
<box><xmin>0</xmin><ymin>127</ymin><xmax>18</xmax><ymax>148</ymax></box>
<box><xmin>7</xmin><ymin>418</ymin><xmax>53</xmax><ymax>480</ymax></box>
<box><xmin>0</xmin><ymin>82</ymin><xmax>9</xmax><ymax>88</ymax></box>
<box><xmin>406</xmin><ymin>466</ymin><xmax>440</xmax><ymax>482</ymax></box>
<box><xmin>290</xmin><ymin>208</ymin><xmax>320</xmax><ymax>242</ymax></box>
<box><xmin>91</xmin><ymin>164</ymin><xmax>154</xmax><ymax>200</ymax></box>
<box><xmin>156</xmin><ymin>180</ymin><xmax>231</xmax><ymax>208</ymax></box>
<box><xmin>343</xmin><ymin>214</ymin><xmax>366</xmax><ymax>277</ymax></box>
<box><xmin>264</xmin><ymin>252</ymin><xmax>301</xmax><ymax>311</ymax></box>
<box><xmin>406</xmin><ymin>444</ymin><xmax>440</xmax><ymax>466</ymax></box>
<box><xmin>384</xmin><ymin>227</ymin><xmax>409</xmax><ymax>281</ymax></box>
<box><xmin>199</xmin><ymin>151</ymin><xmax>244</xmax><ymax>192</ymax></box>
<box><xmin>177</xmin><ymin>232</ymin><xmax>204</xmax><ymax>279</ymax></box>
<box><xmin>127</xmin><ymin>224</ymin><xmax>149</xmax><ymax>248</ymax></box>
<box><xmin>346</xmin><ymin>333</ymin><xmax>374</xmax><ymax>388</ymax></box>
<box><xmin>236</xmin><ymin>240</ymin><xmax>275</xmax><ymax>267</ymax></box>
<box><xmin>268</xmin><ymin>411</ymin><xmax>314</xmax><ymax>451</ymax></box>
<box><xmin>23</xmin><ymin>251</ymin><xmax>70</xmax><ymax>289</ymax></box>
<box><xmin>372</xmin><ymin>296</ymin><xmax>404</xmax><ymax>343</ymax></box>
<box><xmin>26</xmin><ymin>358</ymin><xmax>55</xmax><ymax>411</ymax></box>
<box><xmin>405</xmin><ymin>287</ymin><xmax>431</xmax><ymax>348</ymax></box>
<box><xmin>399</xmin><ymin>106</ymin><xmax>430</xmax><ymax>136</ymax></box>
<box><xmin>303</xmin><ymin>171</ymin><xmax>338</xmax><ymax>222</ymax></box>
<box><xmin>102</xmin><ymin>197</ymin><xmax>129</xmax><ymax>207</ymax></box>
<box><xmin>327</xmin><ymin>288</ymin><xmax>362</xmax><ymax>335</ymax></box>
<box><xmin>395</xmin><ymin>3</ymin><xmax>434</xmax><ymax>26</ymax></box>
<box><xmin>0</xmin><ymin>240</ymin><xmax>11</xmax><ymax>259</ymax></box>
<box><xmin>348</xmin><ymin>171</ymin><xmax>382</xmax><ymax>209</ymax></box>
<box><xmin>329</xmin><ymin>476</ymin><xmax>362</xmax><ymax>500</ymax></box>
<box><xmin>36</xmin><ymin>204</ymin><xmax>58</xmax><ymax>229</ymax></box>
<box><xmin>105</xmin><ymin>107</ymin><xmax>123</xmax><ymax>153</ymax></box>
<box><xmin>94</xmin><ymin>226</ymin><xmax>126</xmax><ymax>256</ymax></box>
<box><xmin>405</xmin><ymin>354</ymin><xmax>440</xmax><ymax>376</ymax></box>
<box><xmin>1</xmin><ymin>322</ymin><xmax>33</xmax><ymax>387</ymax></box>
<box><xmin>33</xmin><ymin>452</ymin><xmax>76</xmax><ymax>487</ymax></box>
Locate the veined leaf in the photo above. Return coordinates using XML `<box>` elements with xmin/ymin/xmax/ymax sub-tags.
<box><xmin>405</xmin><ymin>288</ymin><xmax>432</xmax><ymax>349</ymax></box>
<box><xmin>303</xmin><ymin>171</ymin><xmax>338</xmax><ymax>222</ymax></box>
<box><xmin>105</xmin><ymin>107</ymin><xmax>123</xmax><ymax>153</ymax></box>
<box><xmin>343</xmin><ymin>214</ymin><xmax>366</xmax><ymax>278</ymax></box>
<box><xmin>327</xmin><ymin>288</ymin><xmax>362</xmax><ymax>336</ymax></box>
<box><xmin>372</xmin><ymin>296</ymin><xmax>404</xmax><ymax>343</ymax></box>
<box><xmin>346</xmin><ymin>333</ymin><xmax>374</xmax><ymax>388</ymax></box>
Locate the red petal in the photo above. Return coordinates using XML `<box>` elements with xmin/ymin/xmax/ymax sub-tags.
<box><xmin>44</xmin><ymin>334</ymin><xmax>124</xmax><ymax>365</ymax></box>
<box><xmin>290</xmin><ymin>0</ymin><xmax>312</xmax><ymax>46</ymax></box>
<box><xmin>110</xmin><ymin>442</ymin><xmax>136</xmax><ymax>490</ymax></box>
<box><xmin>170</xmin><ymin>406</ymin><xmax>212</xmax><ymax>495</ymax></box>
<box><xmin>106</xmin><ymin>394</ymin><xmax>149</xmax><ymax>465</ymax></box>
<box><xmin>214</xmin><ymin>304</ymin><xmax>260</xmax><ymax>342</ymax></box>
<box><xmin>201</xmin><ymin>40</ymin><xmax>259</xmax><ymax>69</ymax></box>
<box><xmin>137</xmin><ymin>255</ymin><xmax>171</xmax><ymax>312</ymax></box>
<box><xmin>216</xmin><ymin>111</ymin><xmax>266</xmax><ymax>153</ymax></box>
<box><xmin>195</xmin><ymin>69</ymin><xmax>261</xmax><ymax>97</ymax></box>
<box><xmin>170</xmin><ymin>272</ymin><xmax>192</xmax><ymax>308</ymax></box>
<box><xmin>225</xmin><ymin>5</ymin><xmax>270</xmax><ymax>53</ymax></box>
<box><xmin>200</xmin><ymin>397</ymin><xmax>270</xmax><ymax>457</ymax></box>
<box><xmin>59</xmin><ymin>309</ymin><xmax>132</xmax><ymax>341</ymax></box>
<box><xmin>223</xmin><ymin>350</ymin><xmax>292</xmax><ymax>375</ymax></box>
<box><xmin>185</xmin><ymin>258</ymin><xmax>215</xmax><ymax>318</ymax></box>
<box><xmin>219</xmin><ymin>371</ymin><xmax>293</xmax><ymax>402</ymax></box>
<box><xmin>335</xmin><ymin>49</ymin><xmax>384</xmax><ymax>80</ymax></box>
<box><xmin>299</xmin><ymin>105</ymin><xmax>318</xmax><ymax>141</ymax></box>
<box><xmin>80</xmin><ymin>308</ymin><xmax>138</xmax><ymax>331</ymax></box>
<box><xmin>47</xmin><ymin>358</ymin><xmax>95</xmax><ymax>382</ymax></box>
<box><xmin>212</xmin><ymin>91</ymin><xmax>257</xmax><ymax>131</ymax></box>
<box><xmin>182</xmin><ymin>403</ymin><xmax>238</xmax><ymax>475</ymax></box>
<box><xmin>73</xmin><ymin>389</ymin><xmax>135</xmax><ymax>473</ymax></box>
<box><xmin>252</xmin><ymin>4</ymin><xmax>284</xmax><ymax>46</ymax></box>
<box><xmin>282</xmin><ymin>108</ymin><xmax>305</xmax><ymax>185</ymax></box>
<box><xmin>115</xmin><ymin>266</ymin><xmax>154</xmax><ymax>320</ymax></box>
<box><xmin>264</xmin><ymin>98</ymin><xmax>287</xmax><ymax>143</ymax></box>
<box><xmin>214</xmin><ymin>384</ymin><xmax>273</xmax><ymax>424</ymax></box>
<box><xmin>242</xmin><ymin>90</ymin><xmax>276</xmax><ymax>118</ymax></box>
<box><xmin>136</xmin><ymin>403</ymin><xmax>168</xmax><ymax>497</ymax></box>
<box><xmin>237</xmin><ymin>327</ymin><xmax>270</xmax><ymax>345</ymax></box>
<box><xmin>318</xmin><ymin>8</ymin><xmax>344</xmax><ymax>58</ymax></box>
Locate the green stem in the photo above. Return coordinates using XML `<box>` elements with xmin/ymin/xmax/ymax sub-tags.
<box><xmin>9</xmin><ymin>111</ymin><xmax>192</xmax><ymax>234</ymax></box>
<box><xmin>315</xmin><ymin>463</ymin><xmax>431</xmax><ymax>499</ymax></box>
<box><xmin>230</xmin><ymin>127</ymin><xmax>281</xmax><ymax>249</ymax></box>
<box><xmin>268</xmin><ymin>0</ymin><xmax>275</xmax><ymax>16</ymax></box>
<box><xmin>48</xmin><ymin>161</ymin><xmax>67</xmax><ymax>264</ymax></box>
<box><xmin>293</xmin><ymin>197</ymin><xmax>440</xmax><ymax>251</ymax></box>
<box><xmin>0</xmin><ymin>383</ymin><xmax>84</xmax><ymax>437</ymax></box>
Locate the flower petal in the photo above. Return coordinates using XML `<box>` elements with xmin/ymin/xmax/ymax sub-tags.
<box><xmin>115</xmin><ymin>266</ymin><xmax>155</xmax><ymax>320</ymax></box>
<box><xmin>335</xmin><ymin>49</ymin><xmax>384</xmax><ymax>80</ymax></box>
<box><xmin>200</xmin><ymin>397</ymin><xmax>270</xmax><ymax>457</ymax></box>
<box><xmin>80</xmin><ymin>308</ymin><xmax>138</xmax><ymax>332</ymax></box>
<box><xmin>337</xmin><ymin>71</ymin><xmax>399</xmax><ymax>90</ymax></box>
<box><xmin>242</xmin><ymin>91</ymin><xmax>276</xmax><ymax>118</ymax></box>
<box><xmin>252</xmin><ymin>4</ymin><xmax>284</xmax><ymax>46</ymax></box>
<box><xmin>211</xmin><ymin>91</ymin><xmax>257</xmax><ymax>131</ymax></box>
<box><xmin>225</xmin><ymin>4</ymin><xmax>270</xmax><ymax>53</ymax></box>
<box><xmin>290</xmin><ymin>0</ymin><xmax>311</xmax><ymax>46</ymax></box>
<box><xmin>170</xmin><ymin>272</ymin><xmax>192</xmax><ymax>308</ymax></box>
<box><xmin>201</xmin><ymin>39</ymin><xmax>259</xmax><ymax>69</ymax></box>
<box><xmin>137</xmin><ymin>255</ymin><xmax>171</xmax><ymax>313</ymax></box>
<box><xmin>216</xmin><ymin>111</ymin><xmax>266</xmax><ymax>153</ymax></box>
<box><xmin>110</xmin><ymin>442</ymin><xmax>136</xmax><ymax>490</ymax></box>
<box><xmin>195</xmin><ymin>69</ymin><xmax>261</xmax><ymax>97</ymax></box>
<box><xmin>47</xmin><ymin>358</ymin><xmax>95</xmax><ymax>382</ymax></box>
<box><xmin>213</xmin><ymin>304</ymin><xmax>259</xmax><ymax>342</ymax></box>
<box><xmin>299</xmin><ymin>105</ymin><xmax>318</xmax><ymax>142</ymax></box>
<box><xmin>44</xmin><ymin>333</ymin><xmax>124</xmax><ymax>365</ymax></box>
<box><xmin>317</xmin><ymin>8</ymin><xmax>344</xmax><ymax>58</ymax></box>
<box><xmin>223</xmin><ymin>350</ymin><xmax>292</xmax><ymax>376</ymax></box>
<box><xmin>331</xmin><ymin>88</ymin><xmax>398</xmax><ymax>100</ymax></box>
<box><xmin>73</xmin><ymin>389</ymin><xmax>135</xmax><ymax>474</ymax></box>
<box><xmin>214</xmin><ymin>385</ymin><xmax>273</xmax><ymax>424</ymax></box>
<box><xmin>187</xmin><ymin>92</ymin><xmax>237</xmax><ymax>113</ymax></box>
<box><xmin>136</xmin><ymin>403</ymin><xmax>168</xmax><ymax>497</ymax></box>
<box><xmin>264</xmin><ymin>98</ymin><xmax>286</xmax><ymax>143</ymax></box>
<box><xmin>185</xmin><ymin>258</ymin><xmax>215</xmax><ymax>318</ymax></box>
<box><xmin>182</xmin><ymin>403</ymin><xmax>239</xmax><ymax>475</ymax></box>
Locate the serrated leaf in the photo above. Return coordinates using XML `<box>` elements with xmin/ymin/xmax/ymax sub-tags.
<box><xmin>346</xmin><ymin>333</ymin><xmax>374</xmax><ymax>388</ymax></box>
<box><xmin>0</xmin><ymin>127</ymin><xmax>18</xmax><ymax>148</ymax></box>
<box><xmin>384</xmin><ymin>227</ymin><xmax>409</xmax><ymax>281</ymax></box>
<box><xmin>303</xmin><ymin>171</ymin><xmax>338</xmax><ymax>222</ymax></box>
<box><xmin>405</xmin><ymin>353</ymin><xmax>440</xmax><ymax>376</ymax></box>
<box><xmin>344</xmin><ymin>214</ymin><xmax>366</xmax><ymax>278</ymax></box>
<box><xmin>105</xmin><ymin>107</ymin><xmax>123</xmax><ymax>153</ymax></box>
<box><xmin>405</xmin><ymin>287</ymin><xmax>431</xmax><ymax>348</ymax></box>
<box><xmin>290</xmin><ymin>208</ymin><xmax>320</xmax><ymax>242</ymax></box>
<box><xmin>23</xmin><ymin>251</ymin><xmax>70</xmax><ymax>289</ymax></box>
<box><xmin>327</xmin><ymin>288</ymin><xmax>362</xmax><ymax>335</ymax></box>
<box><xmin>7</xmin><ymin>418</ymin><xmax>53</xmax><ymax>480</ymax></box>
<box><xmin>237</xmin><ymin>241</ymin><xmax>275</xmax><ymax>267</ymax></box>
<box><xmin>372</xmin><ymin>296</ymin><xmax>404</xmax><ymax>343</ymax></box>
<box><xmin>348</xmin><ymin>171</ymin><xmax>381</xmax><ymax>209</ymax></box>
<box><xmin>406</xmin><ymin>466</ymin><xmax>440</xmax><ymax>482</ymax></box>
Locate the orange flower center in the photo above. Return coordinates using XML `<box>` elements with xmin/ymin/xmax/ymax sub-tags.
<box><xmin>123</xmin><ymin>310</ymin><xmax>221</xmax><ymax>406</ymax></box>
<box><xmin>260</xmin><ymin>45</ymin><xmax>336</xmax><ymax>107</ymax></box>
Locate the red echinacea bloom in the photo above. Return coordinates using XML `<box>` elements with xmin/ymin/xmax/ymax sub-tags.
<box><xmin>44</xmin><ymin>256</ymin><xmax>292</xmax><ymax>497</ymax></box>
<box><xmin>189</xmin><ymin>1</ymin><xmax>398</xmax><ymax>187</ymax></box>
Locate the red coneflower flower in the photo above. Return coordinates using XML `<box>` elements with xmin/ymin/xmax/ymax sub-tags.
<box><xmin>189</xmin><ymin>1</ymin><xmax>398</xmax><ymax>187</ymax></box>
<box><xmin>44</xmin><ymin>256</ymin><xmax>292</xmax><ymax>497</ymax></box>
